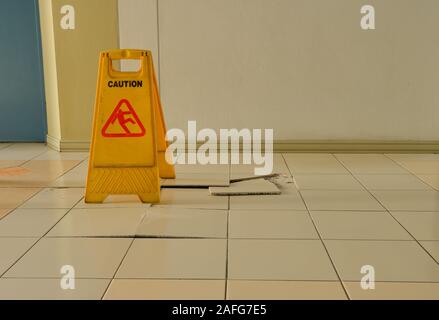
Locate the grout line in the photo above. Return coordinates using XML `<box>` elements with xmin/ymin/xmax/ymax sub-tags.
<box><xmin>282</xmin><ymin>153</ymin><xmax>351</xmax><ymax>300</ymax></box>
<box><xmin>0</xmin><ymin>190</ymin><xmax>43</xmax><ymax>221</ymax></box>
<box><xmin>0</xmin><ymin>197</ymin><xmax>82</xmax><ymax>278</ymax></box>
<box><xmin>333</xmin><ymin>154</ymin><xmax>439</xmax><ymax>266</ymax></box>
<box><xmin>224</xmin><ymin>196</ymin><xmax>230</xmax><ymax>300</ymax></box>
<box><xmin>100</xmin><ymin>237</ymin><xmax>136</xmax><ymax>300</ymax></box>
<box><xmin>382</xmin><ymin>154</ymin><xmax>436</xmax><ymax>190</ymax></box>
<box><xmin>17</xmin><ymin>145</ymin><xmax>54</xmax><ymax>167</ymax></box>
<box><xmin>2</xmin><ymin>275</ymin><xmax>438</xmax><ymax>284</ymax></box>
<box><xmin>0</xmin><ymin>144</ymin><xmax>14</xmax><ymax>151</ymax></box>
<box><xmin>46</xmin><ymin>159</ymin><xmax>88</xmax><ymax>185</ymax></box>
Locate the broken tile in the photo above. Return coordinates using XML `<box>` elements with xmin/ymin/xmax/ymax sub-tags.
<box><xmin>210</xmin><ymin>179</ymin><xmax>280</xmax><ymax>196</ymax></box>
<box><xmin>74</xmin><ymin>194</ymin><xmax>152</xmax><ymax>209</ymax></box>
<box><xmin>420</xmin><ymin>241</ymin><xmax>439</xmax><ymax>262</ymax></box>
<box><xmin>174</xmin><ymin>163</ymin><xmax>229</xmax><ymax>175</ymax></box>
<box><xmin>0</xmin><ymin>143</ymin><xmax>48</xmax><ymax>161</ymax></box>
<box><xmin>156</xmin><ymin>189</ymin><xmax>228</xmax><ymax>209</ymax></box>
<box><xmin>162</xmin><ymin>172</ymin><xmax>229</xmax><ymax>187</ymax></box>
<box><xmin>137</xmin><ymin>207</ymin><xmax>227</xmax><ymax>238</ymax></box>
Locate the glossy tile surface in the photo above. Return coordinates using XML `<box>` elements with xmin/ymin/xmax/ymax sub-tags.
<box><xmin>312</xmin><ymin>211</ymin><xmax>412</xmax><ymax>240</ymax></box>
<box><xmin>0</xmin><ymin>188</ymin><xmax>41</xmax><ymax>209</ymax></box>
<box><xmin>325</xmin><ymin>240</ymin><xmax>439</xmax><ymax>282</ymax></box>
<box><xmin>0</xmin><ymin>278</ymin><xmax>110</xmax><ymax>300</ymax></box>
<box><xmin>421</xmin><ymin>241</ymin><xmax>439</xmax><ymax>262</ymax></box>
<box><xmin>355</xmin><ymin>174</ymin><xmax>431</xmax><ymax>190</ymax></box>
<box><xmin>0</xmin><ymin>209</ymin><xmax>67</xmax><ymax>237</ymax></box>
<box><xmin>0</xmin><ymin>209</ymin><xmax>12</xmax><ymax>220</ymax></box>
<box><xmin>47</xmin><ymin>208</ymin><xmax>146</xmax><ymax>237</ymax></box>
<box><xmin>116</xmin><ymin>239</ymin><xmax>227</xmax><ymax>279</ymax></box>
<box><xmin>392</xmin><ymin>212</ymin><xmax>439</xmax><ymax>240</ymax></box>
<box><xmin>20</xmin><ymin>188</ymin><xmax>84</xmax><ymax>209</ymax></box>
<box><xmin>230</xmin><ymin>193</ymin><xmax>306</xmax><ymax>210</ymax></box>
<box><xmin>301</xmin><ymin>190</ymin><xmax>384</xmax><ymax>211</ymax></box>
<box><xmin>74</xmin><ymin>194</ymin><xmax>151</xmax><ymax>209</ymax></box>
<box><xmin>415</xmin><ymin>175</ymin><xmax>439</xmax><ymax>190</ymax></box>
<box><xmin>335</xmin><ymin>154</ymin><xmax>408</xmax><ymax>174</ymax></box>
<box><xmin>137</xmin><ymin>207</ymin><xmax>227</xmax><ymax>238</ymax></box>
<box><xmin>344</xmin><ymin>282</ymin><xmax>439</xmax><ymax>300</ymax></box>
<box><xmin>162</xmin><ymin>172</ymin><xmax>229</xmax><ymax>187</ymax></box>
<box><xmin>372</xmin><ymin>190</ymin><xmax>439</xmax><ymax>211</ymax></box>
<box><xmin>0</xmin><ymin>238</ymin><xmax>37</xmax><ymax>275</ymax></box>
<box><xmin>104</xmin><ymin>279</ymin><xmax>225</xmax><ymax>300</ymax></box>
<box><xmin>229</xmin><ymin>210</ymin><xmax>318</xmax><ymax>239</ymax></box>
<box><xmin>157</xmin><ymin>188</ymin><xmax>228</xmax><ymax>209</ymax></box>
<box><xmin>283</xmin><ymin>154</ymin><xmax>348</xmax><ymax>174</ymax></box>
<box><xmin>0</xmin><ymin>160</ymin><xmax>81</xmax><ymax>187</ymax></box>
<box><xmin>228</xmin><ymin>240</ymin><xmax>338</xmax><ymax>281</ymax></box>
<box><xmin>227</xmin><ymin>281</ymin><xmax>347</xmax><ymax>300</ymax></box>
<box><xmin>5</xmin><ymin>238</ymin><xmax>132</xmax><ymax>279</ymax></box>
<box><xmin>294</xmin><ymin>174</ymin><xmax>364</xmax><ymax>190</ymax></box>
<box><xmin>1</xmin><ymin>145</ymin><xmax>439</xmax><ymax>300</ymax></box>
<box><xmin>210</xmin><ymin>179</ymin><xmax>280</xmax><ymax>196</ymax></box>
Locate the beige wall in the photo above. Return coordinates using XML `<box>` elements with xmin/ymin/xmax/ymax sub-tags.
<box><xmin>118</xmin><ymin>0</ymin><xmax>159</xmax><ymax>75</ymax></box>
<box><xmin>118</xmin><ymin>0</ymin><xmax>439</xmax><ymax>147</ymax></box>
<box><xmin>38</xmin><ymin>0</ymin><xmax>61</xmax><ymax>143</ymax></box>
<box><xmin>39</xmin><ymin>0</ymin><xmax>119</xmax><ymax>150</ymax></box>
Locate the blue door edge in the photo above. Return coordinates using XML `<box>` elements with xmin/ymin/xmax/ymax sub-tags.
<box><xmin>33</xmin><ymin>0</ymin><xmax>48</xmax><ymax>143</ymax></box>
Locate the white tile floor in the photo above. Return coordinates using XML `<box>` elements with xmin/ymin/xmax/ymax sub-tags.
<box><xmin>0</xmin><ymin>143</ymin><xmax>438</xmax><ymax>300</ymax></box>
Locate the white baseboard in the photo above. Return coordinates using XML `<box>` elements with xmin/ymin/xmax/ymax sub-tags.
<box><xmin>46</xmin><ymin>136</ymin><xmax>439</xmax><ymax>153</ymax></box>
<box><xmin>46</xmin><ymin>135</ymin><xmax>90</xmax><ymax>151</ymax></box>
<box><xmin>46</xmin><ymin>135</ymin><xmax>61</xmax><ymax>151</ymax></box>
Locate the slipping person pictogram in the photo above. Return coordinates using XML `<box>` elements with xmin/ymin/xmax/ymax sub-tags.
<box><xmin>101</xmin><ymin>99</ymin><xmax>146</xmax><ymax>137</ymax></box>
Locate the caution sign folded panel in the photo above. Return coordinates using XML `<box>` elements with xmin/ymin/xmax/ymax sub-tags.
<box><xmin>85</xmin><ymin>50</ymin><xmax>175</xmax><ymax>204</ymax></box>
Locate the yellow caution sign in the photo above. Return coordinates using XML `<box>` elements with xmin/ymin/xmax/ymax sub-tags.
<box><xmin>85</xmin><ymin>49</ymin><xmax>175</xmax><ymax>203</ymax></box>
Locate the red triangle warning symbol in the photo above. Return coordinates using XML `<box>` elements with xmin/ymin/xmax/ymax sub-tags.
<box><xmin>101</xmin><ymin>99</ymin><xmax>146</xmax><ymax>138</ymax></box>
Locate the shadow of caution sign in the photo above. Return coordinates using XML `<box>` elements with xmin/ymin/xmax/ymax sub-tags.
<box><xmin>85</xmin><ymin>49</ymin><xmax>175</xmax><ymax>204</ymax></box>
